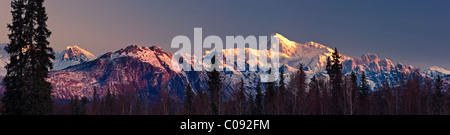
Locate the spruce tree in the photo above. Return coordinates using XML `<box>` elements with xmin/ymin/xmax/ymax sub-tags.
<box><xmin>80</xmin><ymin>96</ymin><xmax>88</xmax><ymax>115</ymax></box>
<box><xmin>255</xmin><ymin>81</ymin><xmax>263</xmax><ymax>115</ymax></box>
<box><xmin>350</xmin><ymin>71</ymin><xmax>358</xmax><ymax>92</ymax></box>
<box><xmin>70</xmin><ymin>95</ymin><xmax>81</xmax><ymax>115</ymax></box>
<box><xmin>307</xmin><ymin>75</ymin><xmax>319</xmax><ymax>114</ymax></box>
<box><xmin>435</xmin><ymin>75</ymin><xmax>444</xmax><ymax>96</ymax></box>
<box><xmin>359</xmin><ymin>72</ymin><xmax>371</xmax><ymax>115</ymax></box>
<box><xmin>91</xmin><ymin>87</ymin><xmax>100</xmax><ymax>115</ymax></box>
<box><xmin>2</xmin><ymin>0</ymin><xmax>54</xmax><ymax>115</ymax></box>
<box><xmin>264</xmin><ymin>68</ymin><xmax>276</xmax><ymax>114</ymax></box>
<box><xmin>326</xmin><ymin>48</ymin><xmax>344</xmax><ymax>114</ymax></box>
<box><xmin>278</xmin><ymin>67</ymin><xmax>285</xmax><ymax>93</ymax></box>
<box><xmin>27</xmin><ymin>0</ymin><xmax>55</xmax><ymax>115</ymax></box>
<box><xmin>237</xmin><ymin>78</ymin><xmax>246</xmax><ymax>115</ymax></box>
<box><xmin>238</xmin><ymin>78</ymin><xmax>246</xmax><ymax>102</ymax></box>
<box><xmin>309</xmin><ymin>75</ymin><xmax>319</xmax><ymax>95</ymax></box>
<box><xmin>350</xmin><ymin>71</ymin><xmax>359</xmax><ymax>114</ymax></box>
<box><xmin>249</xmin><ymin>94</ymin><xmax>256</xmax><ymax>115</ymax></box>
<box><xmin>326</xmin><ymin>57</ymin><xmax>332</xmax><ymax>74</ymax></box>
<box><xmin>207</xmin><ymin>55</ymin><xmax>223</xmax><ymax>115</ymax></box>
<box><xmin>292</xmin><ymin>63</ymin><xmax>307</xmax><ymax>114</ymax></box>
<box><xmin>105</xmin><ymin>88</ymin><xmax>115</xmax><ymax>115</ymax></box>
<box><xmin>360</xmin><ymin>72</ymin><xmax>370</xmax><ymax>99</ymax></box>
<box><xmin>432</xmin><ymin>75</ymin><xmax>444</xmax><ymax>115</ymax></box>
<box><xmin>184</xmin><ymin>83</ymin><xmax>194</xmax><ymax>115</ymax></box>
<box><xmin>1</xmin><ymin>0</ymin><xmax>27</xmax><ymax>115</ymax></box>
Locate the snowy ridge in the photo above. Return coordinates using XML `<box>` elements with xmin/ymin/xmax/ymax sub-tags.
<box><xmin>273</xmin><ymin>34</ymin><xmax>352</xmax><ymax>72</ymax></box>
<box><xmin>423</xmin><ymin>66</ymin><xmax>450</xmax><ymax>78</ymax></box>
<box><xmin>63</xmin><ymin>46</ymin><xmax>95</xmax><ymax>61</ymax></box>
<box><xmin>111</xmin><ymin>45</ymin><xmax>177</xmax><ymax>72</ymax></box>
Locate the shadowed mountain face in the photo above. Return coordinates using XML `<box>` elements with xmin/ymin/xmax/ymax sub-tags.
<box><xmin>0</xmin><ymin>34</ymin><xmax>449</xmax><ymax>99</ymax></box>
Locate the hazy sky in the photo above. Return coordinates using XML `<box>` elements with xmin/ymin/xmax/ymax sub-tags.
<box><xmin>0</xmin><ymin>0</ymin><xmax>449</xmax><ymax>69</ymax></box>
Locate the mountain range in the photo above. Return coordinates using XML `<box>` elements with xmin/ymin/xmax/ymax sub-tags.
<box><xmin>0</xmin><ymin>34</ymin><xmax>448</xmax><ymax>99</ymax></box>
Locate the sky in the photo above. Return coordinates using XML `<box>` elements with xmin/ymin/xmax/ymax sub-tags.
<box><xmin>0</xmin><ymin>0</ymin><xmax>449</xmax><ymax>69</ymax></box>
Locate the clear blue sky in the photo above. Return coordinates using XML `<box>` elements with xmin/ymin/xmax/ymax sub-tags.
<box><xmin>0</xmin><ymin>0</ymin><xmax>449</xmax><ymax>69</ymax></box>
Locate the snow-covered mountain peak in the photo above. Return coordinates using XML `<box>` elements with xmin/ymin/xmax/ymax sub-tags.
<box><xmin>111</xmin><ymin>45</ymin><xmax>176</xmax><ymax>72</ymax></box>
<box><xmin>63</xmin><ymin>45</ymin><xmax>95</xmax><ymax>62</ymax></box>
<box><xmin>305</xmin><ymin>41</ymin><xmax>335</xmax><ymax>52</ymax></box>
<box><xmin>271</xmin><ymin>33</ymin><xmax>351</xmax><ymax>71</ymax></box>
<box><xmin>113</xmin><ymin>45</ymin><xmax>159</xmax><ymax>59</ymax></box>
<box><xmin>273</xmin><ymin>33</ymin><xmax>335</xmax><ymax>58</ymax></box>
<box><xmin>361</xmin><ymin>53</ymin><xmax>380</xmax><ymax>63</ymax></box>
<box><xmin>53</xmin><ymin>45</ymin><xmax>96</xmax><ymax>70</ymax></box>
<box><xmin>423</xmin><ymin>66</ymin><xmax>450</xmax><ymax>78</ymax></box>
<box><xmin>273</xmin><ymin>33</ymin><xmax>298</xmax><ymax>56</ymax></box>
<box><xmin>428</xmin><ymin>66</ymin><xmax>450</xmax><ymax>73</ymax></box>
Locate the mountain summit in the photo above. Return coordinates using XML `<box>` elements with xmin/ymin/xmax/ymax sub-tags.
<box><xmin>272</xmin><ymin>33</ymin><xmax>352</xmax><ymax>72</ymax></box>
<box><xmin>61</xmin><ymin>45</ymin><xmax>95</xmax><ymax>62</ymax></box>
<box><xmin>423</xmin><ymin>66</ymin><xmax>450</xmax><ymax>78</ymax></box>
<box><xmin>53</xmin><ymin>45</ymin><xmax>96</xmax><ymax>70</ymax></box>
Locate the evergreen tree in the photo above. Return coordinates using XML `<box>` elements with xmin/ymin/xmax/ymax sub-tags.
<box><xmin>351</xmin><ymin>71</ymin><xmax>358</xmax><ymax>92</ymax></box>
<box><xmin>80</xmin><ymin>96</ymin><xmax>88</xmax><ymax>115</ymax></box>
<box><xmin>104</xmin><ymin>88</ymin><xmax>115</xmax><ymax>115</ymax></box>
<box><xmin>1</xmin><ymin>0</ymin><xmax>27</xmax><ymax>115</ymax></box>
<box><xmin>248</xmin><ymin>94</ymin><xmax>256</xmax><ymax>115</ymax></box>
<box><xmin>435</xmin><ymin>75</ymin><xmax>444</xmax><ymax>96</ymax></box>
<box><xmin>432</xmin><ymin>75</ymin><xmax>444</xmax><ymax>115</ymax></box>
<box><xmin>264</xmin><ymin>68</ymin><xmax>276</xmax><ymax>114</ymax></box>
<box><xmin>309</xmin><ymin>76</ymin><xmax>319</xmax><ymax>94</ymax></box>
<box><xmin>91</xmin><ymin>87</ymin><xmax>100</xmax><ymax>115</ymax></box>
<box><xmin>70</xmin><ymin>95</ymin><xmax>80</xmax><ymax>115</ymax></box>
<box><xmin>278</xmin><ymin>67</ymin><xmax>290</xmax><ymax>114</ymax></box>
<box><xmin>360</xmin><ymin>72</ymin><xmax>370</xmax><ymax>99</ymax></box>
<box><xmin>27</xmin><ymin>0</ymin><xmax>55</xmax><ymax>115</ymax></box>
<box><xmin>292</xmin><ymin>63</ymin><xmax>307</xmax><ymax>114</ymax></box>
<box><xmin>307</xmin><ymin>75</ymin><xmax>319</xmax><ymax>115</ymax></box>
<box><xmin>350</xmin><ymin>71</ymin><xmax>359</xmax><ymax>115</ymax></box>
<box><xmin>237</xmin><ymin>78</ymin><xmax>246</xmax><ymax>115</ymax></box>
<box><xmin>255</xmin><ymin>81</ymin><xmax>263</xmax><ymax>115</ymax></box>
<box><xmin>134</xmin><ymin>97</ymin><xmax>143</xmax><ymax>115</ymax></box>
<box><xmin>2</xmin><ymin>0</ymin><xmax>55</xmax><ymax>115</ymax></box>
<box><xmin>326</xmin><ymin>48</ymin><xmax>344</xmax><ymax>114</ymax></box>
<box><xmin>183</xmin><ymin>83</ymin><xmax>194</xmax><ymax>115</ymax></box>
<box><xmin>326</xmin><ymin>57</ymin><xmax>332</xmax><ymax>74</ymax></box>
<box><xmin>207</xmin><ymin>55</ymin><xmax>223</xmax><ymax>115</ymax></box>
<box><xmin>278</xmin><ymin>67</ymin><xmax>286</xmax><ymax>93</ymax></box>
